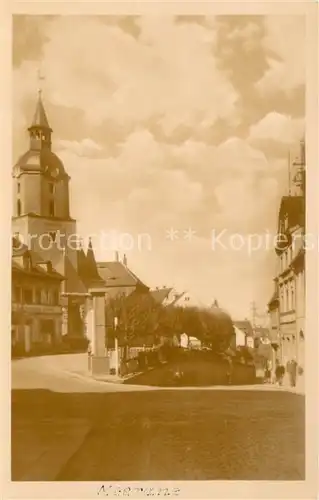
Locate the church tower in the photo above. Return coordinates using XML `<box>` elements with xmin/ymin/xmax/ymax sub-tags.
<box><xmin>12</xmin><ymin>91</ymin><xmax>78</xmax><ymax>272</ymax></box>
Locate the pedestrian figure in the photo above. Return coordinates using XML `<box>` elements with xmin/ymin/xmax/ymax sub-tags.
<box><xmin>264</xmin><ymin>359</ymin><xmax>272</xmax><ymax>384</ymax></box>
<box><xmin>289</xmin><ymin>358</ymin><xmax>298</xmax><ymax>387</ymax></box>
<box><xmin>264</xmin><ymin>366</ymin><xmax>271</xmax><ymax>384</ymax></box>
<box><xmin>87</xmin><ymin>341</ymin><xmax>92</xmax><ymax>370</ymax></box>
<box><xmin>275</xmin><ymin>361</ymin><xmax>284</xmax><ymax>385</ymax></box>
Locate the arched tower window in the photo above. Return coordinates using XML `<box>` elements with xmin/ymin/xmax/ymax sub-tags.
<box><xmin>17</xmin><ymin>199</ymin><xmax>21</xmax><ymax>216</ymax></box>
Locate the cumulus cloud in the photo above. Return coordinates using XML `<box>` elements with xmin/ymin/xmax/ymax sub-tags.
<box><xmin>12</xmin><ymin>15</ymin><xmax>304</xmax><ymax>318</ymax></box>
<box><xmin>256</xmin><ymin>16</ymin><xmax>306</xmax><ymax>94</ymax></box>
<box><xmin>226</xmin><ymin>22</ymin><xmax>262</xmax><ymax>51</ymax></box>
<box><xmin>249</xmin><ymin>112</ymin><xmax>304</xmax><ymax>144</ymax></box>
<box><xmin>56</xmin><ymin>128</ymin><xmax>282</xmax><ymax>262</ymax></box>
<box><xmin>13</xmin><ymin>16</ymin><xmax>239</xmax><ymax>135</ymax></box>
<box><xmin>55</xmin><ymin>138</ymin><xmax>103</xmax><ymax>156</ymax></box>
<box><xmin>55</xmin><ymin>125</ymin><xmax>283</xmax><ymax>319</ymax></box>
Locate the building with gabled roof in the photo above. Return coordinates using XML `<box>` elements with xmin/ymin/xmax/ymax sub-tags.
<box><xmin>233</xmin><ymin>320</ymin><xmax>254</xmax><ymax>337</ymax></box>
<box><xmin>149</xmin><ymin>287</ymin><xmax>173</xmax><ymax>305</ymax></box>
<box><xmin>97</xmin><ymin>253</ymin><xmax>149</xmax><ymax>300</ymax></box>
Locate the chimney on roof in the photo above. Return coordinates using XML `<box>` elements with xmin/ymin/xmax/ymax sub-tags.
<box><xmin>123</xmin><ymin>254</ymin><xmax>127</xmax><ymax>266</ymax></box>
<box><xmin>115</xmin><ymin>251</ymin><xmax>119</xmax><ymax>262</ymax></box>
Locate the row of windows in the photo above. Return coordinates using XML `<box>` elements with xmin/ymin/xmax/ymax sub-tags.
<box><xmin>280</xmin><ymin>246</ymin><xmax>294</xmax><ymax>274</ymax></box>
<box><xmin>16</xmin><ymin>199</ymin><xmax>55</xmax><ymax>217</ymax></box>
<box><xmin>13</xmin><ymin>286</ymin><xmax>60</xmax><ymax>306</ymax></box>
<box><xmin>279</xmin><ymin>280</ymin><xmax>295</xmax><ymax>313</ymax></box>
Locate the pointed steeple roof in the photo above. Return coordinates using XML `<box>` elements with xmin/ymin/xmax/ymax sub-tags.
<box><xmin>29</xmin><ymin>91</ymin><xmax>51</xmax><ymax>130</ymax></box>
<box><xmin>82</xmin><ymin>238</ymin><xmax>104</xmax><ymax>286</ymax></box>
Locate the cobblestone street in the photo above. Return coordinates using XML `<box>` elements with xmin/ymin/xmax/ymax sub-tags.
<box><xmin>12</xmin><ymin>357</ymin><xmax>305</xmax><ymax>481</ymax></box>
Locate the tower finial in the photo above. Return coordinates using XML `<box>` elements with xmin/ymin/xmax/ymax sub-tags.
<box><xmin>37</xmin><ymin>66</ymin><xmax>45</xmax><ymax>97</ymax></box>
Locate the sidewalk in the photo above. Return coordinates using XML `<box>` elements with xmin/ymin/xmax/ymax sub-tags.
<box><xmin>262</xmin><ymin>379</ymin><xmax>305</xmax><ymax>396</ymax></box>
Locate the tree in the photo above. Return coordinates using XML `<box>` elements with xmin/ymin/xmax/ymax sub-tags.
<box><xmin>106</xmin><ymin>291</ymin><xmax>234</xmax><ymax>354</ymax></box>
<box><xmin>106</xmin><ymin>290</ymin><xmax>162</xmax><ymax>347</ymax></box>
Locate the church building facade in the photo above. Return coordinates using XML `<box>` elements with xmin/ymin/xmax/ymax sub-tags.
<box><xmin>12</xmin><ymin>90</ymin><xmax>106</xmax><ymax>343</ymax></box>
<box><xmin>12</xmin><ymin>90</ymin><xmax>151</xmax><ymax>359</ymax></box>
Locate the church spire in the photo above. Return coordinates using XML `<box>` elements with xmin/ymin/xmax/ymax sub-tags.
<box><xmin>30</xmin><ymin>90</ymin><xmax>51</xmax><ymax>130</ymax></box>
<box><xmin>28</xmin><ymin>89</ymin><xmax>52</xmax><ymax>151</ymax></box>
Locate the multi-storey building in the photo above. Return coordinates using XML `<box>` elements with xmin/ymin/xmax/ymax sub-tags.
<box><xmin>268</xmin><ymin>139</ymin><xmax>305</xmax><ymax>378</ymax></box>
<box><xmin>11</xmin><ymin>236</ymin><xmax>64</xmax><ymax>354</ymax></box>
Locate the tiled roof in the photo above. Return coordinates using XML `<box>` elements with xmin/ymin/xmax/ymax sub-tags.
<box><xmin>77</xmin><ymin>243</ymin><xmax>105</xmax><ymax>290</ymax></box>
<box><xmin>150</xmin><ymin>287</ymin><xmax>173</xmax><ymax>304</ymax></box>
<box><xmin>97</xmin><ymin>261</ymin><xmax>148</xmax><ymax>289</ymax></box>
<box><xmin>170</xmin><ymin>291</ymin><xmax>186</xmax><ymax>306</ymax></box>
<box><xmin>12</xmin><ymin>256</ymin><xmax>64</xmax><ymax>281</ymax></box>
<box><xmin>278</xmin><ymin>195</ymin><xmax>305</xmax><ymax>229</ymax></box>
<box><xmin>12</xmin><ymin>236</ymin><xmax>64</xmax><ymax>280</ymax></box>
<box><xmin>63</xmin><ymin>255</ymin><xmax>88</xmax><ymax>294</ymax></box>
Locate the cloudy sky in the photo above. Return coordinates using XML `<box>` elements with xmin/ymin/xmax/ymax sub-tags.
<box><xmin>12</xmin><ymin>15</ymin><xmax>305</xmax><ymax>319</ymax></box>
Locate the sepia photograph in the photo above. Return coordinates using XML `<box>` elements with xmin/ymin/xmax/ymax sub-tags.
<box><xmin>9</xmin><ymin>11</ymin><xmax>312</xmax><ymax>490</ymax></box>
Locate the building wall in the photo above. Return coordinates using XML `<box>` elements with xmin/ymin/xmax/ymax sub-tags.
<box><xmin>295</xmin><ymin>266</ymin><xmax>305</xmax><ymax>369</ymax></box>
<box><xmin>272</xmin><ymin>215</ymin><xmax>305</xmax><ymax>371</ymax></box>
<box><xmin>13</xmin><ymin>165</ymin><xmax>70</xmax><ymax>219</ymax></box>
<box><xmin>12</xmin><ymin>275</ymin><xmax>62</xmax><ymax>352</ymax></box>
<box><xmin>235</xmin><ymin>329</ymin><xmax>246</xmax><ymax>347</ymax></box>
<box><xmin>12</xmin><ymin>215</ymin><xmax>78</xmax><ymax>270</ymax></box>
<box><xmin>269</xmin><ymin>307</ymin><xmax>279</xmax><ymax>338</ymax></box>
<box><xmin>246</xmin><ymin>336</ymin><xmax>254</xmax><ymax>349</ymax></box>
<box><xmin>13</xmin><ymin>172</ymin><xmax>42</xmax><ymax>216</ymax></box>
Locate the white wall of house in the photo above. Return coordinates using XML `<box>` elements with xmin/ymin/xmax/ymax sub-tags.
<box><xmin>234</xmin><ymin>327</ymin><xmax>246</xmax><ymax>347</ymax></box>
<box><xmin>246</xmin><ymin>336</ymin><xmax>254</xmax><ymax>349</ymax></box>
